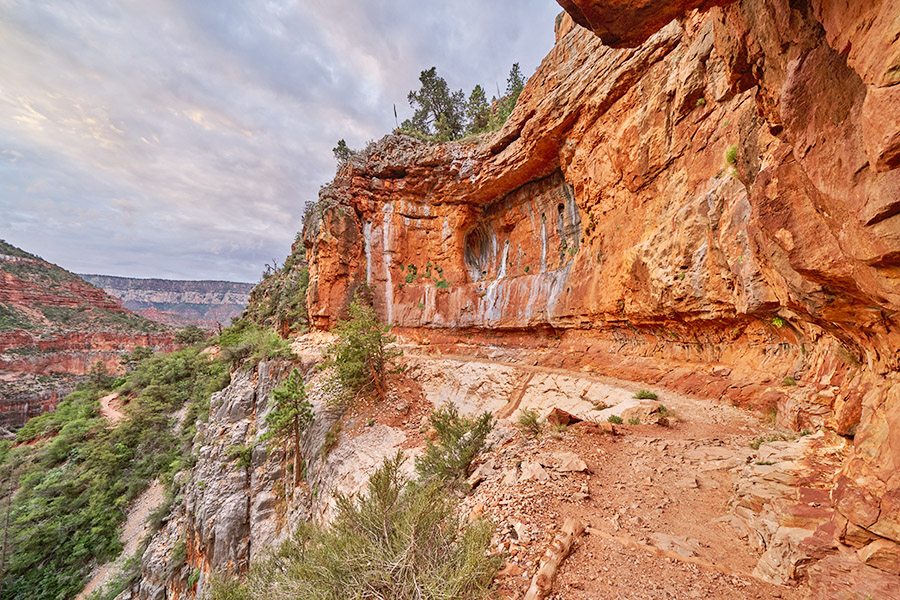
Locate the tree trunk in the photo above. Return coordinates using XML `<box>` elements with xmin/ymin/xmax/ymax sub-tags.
<box><xmin>524</xmin><ymin>517</ymin><xmax>585</xmax><ymax>600</ymax></box>
<box><xmin>292</xmin><ymin>418</ymin><xmax>301</xmax><ymax>486</ymax></box>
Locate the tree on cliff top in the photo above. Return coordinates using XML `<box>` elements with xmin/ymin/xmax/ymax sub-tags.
<box><xmin>400</xmin><ymin>63</ymin><xmax>527</xmax><ymax>141</ymax></box>
<box><xmin>403</xmin><ymin>67</ymin><xmax>467</xmax><ymax>141</ymax></box>
<box><xmin>263</xmin><ymin>368</ymin><xmax>314</xmax><ymax>486</ymax></box>
<box><xmin>332</xmin><ymin>139</ymin><xmax>355</xmax><ymax>164</ymax></box>
<box><xmin>466</xmin><ymin>84</ymin><xmax>490</xmax><ymax>135</ymax></box>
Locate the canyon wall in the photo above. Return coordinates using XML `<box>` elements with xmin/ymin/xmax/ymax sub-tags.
<box><xmin>0</xmin><ymin>243</ymin><xmax>176</xmax><ymax>426</ymax></box>
<box><xmin>304</xmin><ymin>0</ymin><xmax>900</xmax><ymax>587</ymax></box>
<box><xmin>79</xmin><ymin>274</ymin><xmax>253</xmax><ymax>329</ymax></box>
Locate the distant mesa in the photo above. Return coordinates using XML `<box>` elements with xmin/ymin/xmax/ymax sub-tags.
<box><xmin>78</xmin><ymin>274</ymin><xmax>253</xmax><ymax>330</ymax></box>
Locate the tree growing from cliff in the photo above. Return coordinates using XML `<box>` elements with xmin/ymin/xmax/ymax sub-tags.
<box><xmin>263</xmin><ymin>368</ymin><xmax>314</xmax><ymax>486</ymax></box>
<box><xmin>488</xmin><ymin>63</ymin><xmax>526</xmax><ymax>130</ymax></box>
<box><xmin>403</xmin><ymin>67</ymin><xmax>466</xmax><ymax>141</ymax></box>
<box><xmin>321</xmin><ymin>295</ymin><xmax>402</xmax><ymax>404</ymax></box>
<box><xmin>332</xmin><ymin>139</ymin><xmax>355</xmax><ymax>164</ymax></box>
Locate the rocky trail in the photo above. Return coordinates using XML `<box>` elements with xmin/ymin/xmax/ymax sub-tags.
<box><xmin>338</xmin><ymin>348</ymin><xmax>837</xmax><ymax>599</ymax></box>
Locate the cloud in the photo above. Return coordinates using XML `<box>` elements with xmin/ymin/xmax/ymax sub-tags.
<box><xmin>0</xmin><ymin>0</ymin><xmax>560</xmax><ymax>282</ymax></box>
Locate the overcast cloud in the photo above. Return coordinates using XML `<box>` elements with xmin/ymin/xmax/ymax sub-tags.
<box><xmin>0</xmin><ymin>0</ymin><xmax>560</xmax><ymax>282</ymax></box>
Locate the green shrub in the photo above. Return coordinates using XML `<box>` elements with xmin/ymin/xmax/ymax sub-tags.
<box><xmin>415</xmin><ymin>403</ymin><xmax>494</xmax><ymax>489</ymax></box>
<box><xmin>628</xmin><ymin>417</ymin><xmax>641</xmax><ymax>425</ymax></box>
<box><xmin>782</xmin><ymin>377</ymin><xmax>796</xmax><ymax>387</ymax></box>
<box><xmin>515</xmin><ymin>407</ymin><xmax>544</xmax><ymax>438</ymax></box>
<box><xmin>218</xmin><ymin>320</ymin><xmax>291</xmax><ymax>366</ymax></box>
<box><xmin>772</xmin><ymin>316</ymin><xmax>785</xmax><ymax>328</ymax></box>
<box><xmin>320</xmin><ymin>296</ymin><xmax>402</xmax><ymax>404</ymax></box>
<box><xmin>175</xmin><ymin>324</ymin><xmax>208</xmax><ymax>345</ymax></box>
<box><xmin>634</xmin><ymin>389</ymin><xmax>658</xmax><ymax>400</ymax></box>
<box><xmin>657</xmin><ymin>404</ymin><xmax>671</xmax><ymax>419</ymax></box>
<box><xmin>725</xmin><ymin>145</ymin><xmax>738</xmax><ymax>165</ymax></box>
<box><xmin>608</xmin><ymin>415</ymin><xmax>624</xmax><ymax>424</ymax></box>
<box><xmin>226</xmin><ymin>443</ymin><xmax>254</xmax><ymax>470</ymax></box>
<box><xmin>216</xmin><ymin>453</ymin><xmax>499</xmax><ymax>600</ymax></box>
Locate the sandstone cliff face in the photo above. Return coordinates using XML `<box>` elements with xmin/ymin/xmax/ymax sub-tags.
<box><xmin>303</xmin><ymin>0</ymin><xmax>900</xmax><ymax>589</ymax></box>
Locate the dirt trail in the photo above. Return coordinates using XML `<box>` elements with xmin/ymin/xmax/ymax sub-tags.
<box><xmin>98</xmin><ymin>392</ymin><xmax>125</xmax><ymax>424</ymax></box>
<box><xmin>458</xmin><ymin>390</ymin><xmax>806</xmax><ymax>599</ymax></box>
<box><xmin>76</xmin><ymin>481</ymin><xmax>164</xmax><ymax>600</ymax></box>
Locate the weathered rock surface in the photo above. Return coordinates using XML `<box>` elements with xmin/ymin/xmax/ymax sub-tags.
<box><xmin>303</xmin><ymin>0</ymin><xmax>900</xmax><ymax>592</ymax></box>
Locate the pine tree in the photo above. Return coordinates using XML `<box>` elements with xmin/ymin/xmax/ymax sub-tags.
<box><xmin>263</xmin><ymin>368</ymin><xmax>314</xmax><ymax>485</ymax></box>
<box><xmin>466</xmin><ymin>85</ymin><xmax>490</xmax><ymax>134</ymax></box>
<box><xmin>405</xmin><ymin>67</ymin><xmax>466</xmax><ymax>140</ymax></box>
<box><xmin>506</xmin><ymin>63</ymin><xmax>525</xmax><ymax>101</ymax></box>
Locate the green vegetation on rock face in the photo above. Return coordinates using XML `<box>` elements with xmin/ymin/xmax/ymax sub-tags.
<box><xmin>210</xmin><ymin>451</ymin><xmax>500</xmax><ymax>600</ymax></box>
<box><xmin>218</xmin><ymin>319</ymin><xmax>292</xmax><ymax>366</ymax></box>
<box><xmin>0</xmin><ymin>239</ymin><xmax>41</xmax><ymax>260</ymax></box>
<box><xmin>320</xmin><ymin>296</ymin><xmax>403</xmax><ymax>405</ymax></box>
<box><xmin>0</xmin><ymin>343</ymin><xmax>230</xmax><ymax>600</ymax></box>
<box><xmin>245</xmin><ymin>240</ymin><xmax>310</xmax><ymax>335</ymax></box>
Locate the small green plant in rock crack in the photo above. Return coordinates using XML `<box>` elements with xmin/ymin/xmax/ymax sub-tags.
<box><xmin>608</xmin><ymin>415</ymin><xmax>624</xmax><ymax>424</ymax></box>
<box><xmin>634</xmin><ymin>389</ymin><xmax>658</xmax><ymax>400</ymax></box>
<box><xmin>725</xmin><ymin>145</ymin><xmax>738</xmax><ymax>165</ymax></box>
<box><xmin>515</xmin><ymin>407</ymin><xmax>544</xmax><ymax>438</ymax></box>
<box><xmin>321</xmin><ymin>420</ymin><xmax>343</xmax><ymax>459</ymax></box>
<box><xmin>749</xmin><ymin>433</ymin><xmax>791</xmax><ymax>450</ymax></box>
<box><xmin>628</xmin><ymin>417</ymin><xmax>641</xmax><ymax>425</ymax></box>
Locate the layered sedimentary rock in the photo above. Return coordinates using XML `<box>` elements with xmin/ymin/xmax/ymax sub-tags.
<box><xmin>304</xmin><ymin>0</ymin><xmax>900</xmax><ymax>591</ymax></box>
<box><xmin>79</xmin><ymin>274</ymin><xmax>253</xmax><ymax>328</ymax></box>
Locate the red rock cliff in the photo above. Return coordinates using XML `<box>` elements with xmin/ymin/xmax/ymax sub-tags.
<box><xmin>303</xmin><ymin>0</ymin><xmax>900</xmax><ymax>589</ymax></box>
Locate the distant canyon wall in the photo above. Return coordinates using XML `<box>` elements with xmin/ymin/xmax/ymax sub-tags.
<box><xmin>80</xmin><ymin>274</ymin><xmax>253</xmax><ymax>328</ymax></box>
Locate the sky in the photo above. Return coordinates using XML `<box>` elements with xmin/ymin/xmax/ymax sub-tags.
<box><xmin>0</xmin><ymin>0</ymin><xmax>561</xmax><ymax>283</ymax></box>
